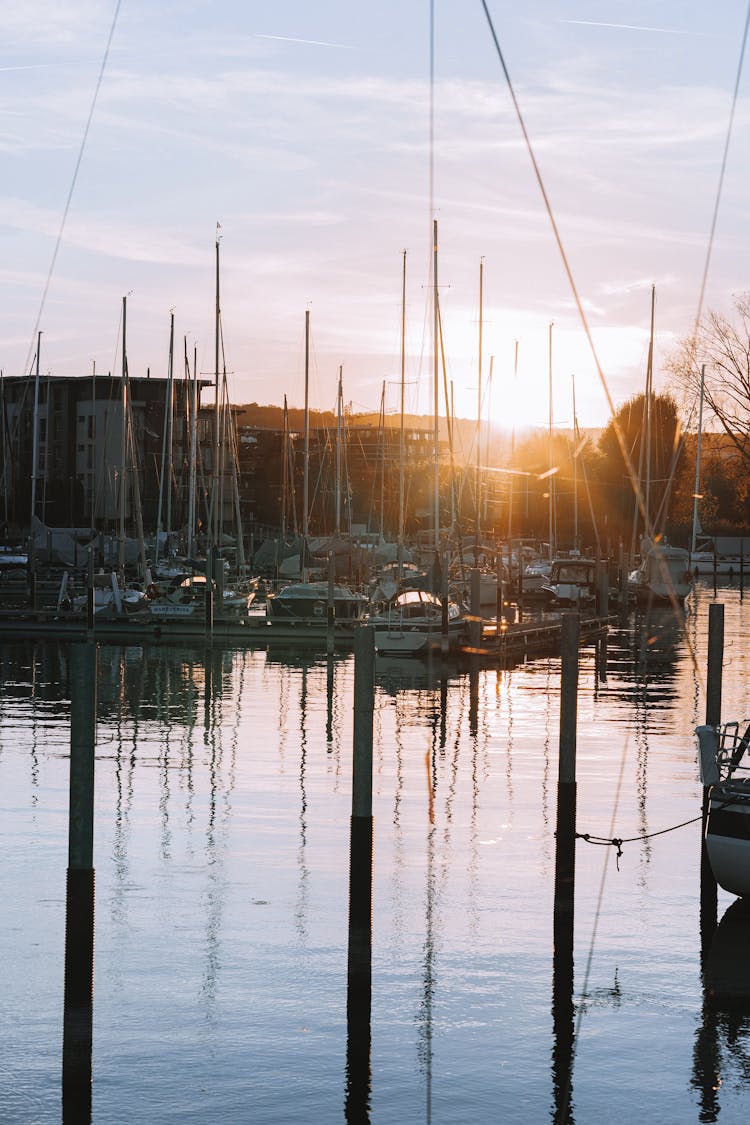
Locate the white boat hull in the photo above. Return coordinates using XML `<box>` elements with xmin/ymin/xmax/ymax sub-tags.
<box><xmin>706</xmin><ymin>782</ymin><xmax>750</xmax><ymax>897</ymax></box>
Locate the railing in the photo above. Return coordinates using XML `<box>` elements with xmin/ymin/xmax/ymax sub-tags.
<box><xmin>716</xmin><ymin>720</ymin><xmax>750</xmax><ymax>778</ymax></box>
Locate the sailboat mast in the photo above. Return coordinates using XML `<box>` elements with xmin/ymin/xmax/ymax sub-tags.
<box><xmin>118</xmin><ymin>296</ymin><xmax>127</xmax><ymax>579</ymax></box>
<box><xmin>691</xmin><ymin>364</ymin><xmax>706</xmax><ymax>556</ymax></box>
<box><xmin>398</xmin><ymin>249</ymin><xmax>407</xmax><ymax>563</ymax></box>
<box><xmin>187</xmin><ymin>340</ymin><xmax>197</xmax><ymax>560</ymax></box>
<box><xmin>548</xmin><ymin>321</ymin><xmax>554</xmax><ymax>561</ymax></box>
<box><xmin>475</xmin><ymin>258</ymin><xmax>483</xmax><ymax>560</ymax></box>
<box><xmin>508</xmin><ymin>341</ymin><xmax>518</xmax><ymax>539</ymax></box>
<box><xmin>378</xmin><ymin>379</ymin><xmax>386</xmax><ymax>539</ymax></box>
<box><xmin>645</xmin><ymin>283</ymin><xmax>655</xmax><ymax>537</ymax></box>
<box><xmin>336</xmin><ymin>365</ymin><xmax>343</xmax><ymax>538</ymax></box>
<box><xmin>30</xmin><ymin>331</ymin><xmax>42</xmax><ymax>530</ymax></box>
<box><xmin>155</xmin><ymin>311</ymin><xmax>175</xmax><ymax>566</ymax></box>
<box><xmin>572</xmin><ymin>373</ymin><xmax>579</xmax><ymax>552</ymax></box>
<box><xmin>433</xmin><ymin>218</ymin><xmax>440</xmax><ymax>555</ymax></box>
<box><xmin>281</xmin><ymin>395</ymin><xmax>289</xmax><ymax>547</ymax></box>
<box><xmin>303</xmin><ymin>309</ymin><xmax>310</xmax><ymax>579</ymax></box>
<box><xmin>166</xmin><ymin>317</ymin><xmax>174</xmax><ymax>553</ymax></box>
<box><xmin>484</xmin><ymin>354</ymin><xmax>493</xmax><ymax>521</ymax></box>
<box><xmin>212</xmin><ymin>234</ymin><xmax>221</xmax><ymax>550</ymax></box>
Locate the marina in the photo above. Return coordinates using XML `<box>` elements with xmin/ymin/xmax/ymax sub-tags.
<box><xmin>1</xmin><ymin>579</ymin><xmax>750</xmax><ymax>1123</ymax></box>
<box><xmin>2</xmin><ymin>4</ymin><xmax>750</xmax><ymax>1122</ymax></box>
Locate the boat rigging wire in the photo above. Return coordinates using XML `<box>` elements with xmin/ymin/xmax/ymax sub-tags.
<box><xmin>691</xmin><ymin>1</ymin><xmax>750</xmax><ymax>343</ymax></box>
<box><xmin>19</xmin><ymin>0</ymin><xmax>122</xmax><ymax>386</ymax></box>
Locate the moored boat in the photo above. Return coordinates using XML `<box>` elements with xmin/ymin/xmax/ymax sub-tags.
<box><xmin>697</xmin><ymin>721</ymin><xmax>750</xmax><ymax>898</ymax></box>
<box><xmin>628</xmin><ymin>537</ymin><xmax>692</xmax><ymax>604</ymax></box>
<box><xmin>369</xmin><ymin>588</ymin><xmax>465</xmax><ymax>657</ymax></box>
<box><xmin>266</xmin><ymin>580</ymin><xmax>368</xmax><ymax>624</ymax></box>
<box><xmin>539</xmin><ymin>557</ymin><xmax>601</xmax><ymax>607</ymax></box>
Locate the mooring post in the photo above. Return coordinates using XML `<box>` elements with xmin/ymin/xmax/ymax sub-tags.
<box><xmin>86</xmin><ymin>549</ymin><xmax>95</xmax><ymax>632</ymax></box>
<box><xmin>352</xmin><ymin>626</ymin><xmax>374</xmax><ymax>821</ymax></box>
<box><xmin>741</xmin><ymin>538</ymin><xmax>745</xmax><ymax>595</ymax></box>
<box><xmin>346</xmin><ymin>626</ymin><xmax>374</xmax><ymax>1121</ymax></box>
<box><xmin>63</xmin><ymin>641</ymin><xmax>97</xmax><ymax>1122</ymax></box>
<box><xmin>552</xmin><ymin>610</ymin><xmax>578</xmax><ymax>1125</ymax></box>
<box><xmin>555</xmin><ymin>611</ymin><xmax>579</xmax><ymax>921</ymax></box>
<box><xmin>213</xmin><ymin>545</ymin><xmax>224</xmax><ymax>606</ymax></box>
<box><xmin>204</xmin><ymin>550</ymin><xmax>214</xmax><ymax>632</ymax></box>
<box><xmin>440</xmin><ymin>552</ymin><xmax>450</xmax><ymax>654</ymax></box>
<box><xmin>28</xmin><ymin>538</ymin><xmax>38</xmax><ymax>611</ymax></box>
<box><xmin>516</xmin><ymin>541</ymin><xmax>524</xmax><ymax>622</ymax></box>
<box><xmin>596</xmin><ymin>560</ymin><xmax>608</xmax><ymax>620</ymax></box>
<box><xmin>469</xmin><ymin>567</ymin><xmax>482</xmax><ymax>651</ymax></box>
<box><xmin>327</xmin><ymin>552</ymin><xmax>336</xmax><ymax>655</ymax></box>
<box><xmin>701</xmin><ymin>603</ymin><xmax>724</xmax><ymax>954</ymax></box>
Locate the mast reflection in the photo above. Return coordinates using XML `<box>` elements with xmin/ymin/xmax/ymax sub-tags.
<box><xmin>693</xmin><ymin>898</ymin><xmax>750</xmax><ymax>1122</ymax></box>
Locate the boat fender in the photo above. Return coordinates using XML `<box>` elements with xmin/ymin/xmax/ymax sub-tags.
<box><xmin>696</xmin><ymin>725</ymin><xmax>720</xmax><ymax>786</ymax></box>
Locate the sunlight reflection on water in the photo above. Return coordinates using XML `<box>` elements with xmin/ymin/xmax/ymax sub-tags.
<box><xmin>0</xmin><ymin>581</ymin><xmax>749</xmax><ymax>1122</ymax></box>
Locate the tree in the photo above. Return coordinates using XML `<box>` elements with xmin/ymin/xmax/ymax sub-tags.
<box><xmin>667</xmin><ymin>293</ymin><xmax>750</xmax><ymax>472</ymax></box>
<box><xmin>595</xmin><ymin>392</ymin><xmax>684</xmax><ymax>542</ymax></box>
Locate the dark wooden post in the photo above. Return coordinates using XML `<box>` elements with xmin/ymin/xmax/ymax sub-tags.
<box><xmin>346</xmin><ymin>626</ymin><xmax>374</xmax><ymax>1121</ymax></box>
<box><xmin>469</xmin><ymin>568</ymin><xmax>482</xmax><ymax>651</ymax></box>
<box><xmin>86</xmin><ymin>548</ymin><xmax>95</xmax><ymax>632</ymax></box>
<box><xmin>62</xmin><ymin>642</ymin><xmax>97</xmax><ymax>1123</ymax></box>
<box><xmin>327</xmin><ymin>552</ymin><xmax>336</xmax><ymax>655</ymax></box>
<box><xmin>552</xmin><ymin>611</ymin><xmax>579</xmax><ymax>1125</ymax></box>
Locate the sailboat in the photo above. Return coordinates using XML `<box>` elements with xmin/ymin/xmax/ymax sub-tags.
<box><xmin>627</xmin><ymin>288</ymin><xmax>692</xmax><ymax>604</ymax></box>
<box><xmin>697</xmin><ymin>721</ymin><xmax>750</xmax><ymax>897</ymax></box>
<box><xmin>370</xmin><ymin>229</ymin><xmax>466</xmax><ymax>656</ymax></box>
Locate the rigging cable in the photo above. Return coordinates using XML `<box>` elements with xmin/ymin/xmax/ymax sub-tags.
<box><xmin>691</xmin><ymin>1</ymin><xmax>750</xmax><ymax>341</ymax></box>
<box><xmin>476</xmin><ymin>10</ymin><xmax>750</xmax><ymax>1118</ymax></box>
<box><xmin>19</xmin><ymin>0</ymin><xmax>122</xmax><ymax>384</ymax></box>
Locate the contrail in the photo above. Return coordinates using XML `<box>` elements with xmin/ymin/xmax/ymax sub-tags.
<box><xmin>0</xmin><ymin>63</ymin><xmax>62</xmax><ymax>72</ymax></box>
<box><xmin>256</xmin><ymin>33</ymin><xmax>354</xmax><ymax>50</ymax></box>
<box><xmin>562</xmin><ymin>19</ymin><xmax>719</xmax><ymax>38</ymax></box>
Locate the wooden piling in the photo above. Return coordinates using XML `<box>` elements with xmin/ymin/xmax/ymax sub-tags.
<box><xmin>63</xmin><ymin>641</ymin><xmax>97</xmax><ymax>1121</ymax></box>
<box><xmin>596</xmin><ymin>560</ymin><xmax>608</xmax><ymax>619</ymax></box>
<box><xmin>327</xmin><ymin>552</ymin><xmax>336</xmax><ymax>656</ymax></box>
<box><xmin>469</xmin><ymin>568</ymin><xmax>481</xmax><ymax>651</ymax></box>
<box><xmin>706</xmin><ymin>603</ymin><xmax>724</xmax><ymax>728</ymax></box>
<box><xmin>552</xmin><ymin>611</ymin><xmax>578</xmax><ymax>1125</ymax></box>
<box><xmin>741</xmin><ymin>538</ymin><xmax>745</xmax><ymax>594</ymax></box>
<box><xmin>86</xmin><ymin>550</ymin><xmax>95</xmax><ymax>632</ymax></box>
<box><xmin>346</xmin><ymin>625</ymin><xmax>374</xmax><ymax>1119</ymax></box>
<box><xmin>352</xmin><ymin>626</ymin><xmax>375</xmax><ymax>820</ymax></box>
<box><xmin>554</xmin><ymin>611</ymin><xmax>579</xmax><ymax>920</ymax></box>
<box><xmin>516</xmin><ymin>541</ymin><xmax>524</xmax><ymax>622</ymax></box>
<box><xmin>204</xmin><ymin>551</ymin><xmax>214</xmax><ymax>632</ymax></box>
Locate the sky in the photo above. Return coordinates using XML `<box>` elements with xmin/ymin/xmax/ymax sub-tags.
<box><xmin>1</xmin><ymin>1</ymin><xmax>748</xmax><ymax>433</ymax></box>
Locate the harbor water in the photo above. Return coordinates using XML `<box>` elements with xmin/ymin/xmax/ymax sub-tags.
<box><xmin>1</xmin><ymin>581</ymin><xmax>750</xmax><ymax>1123</ymax></box>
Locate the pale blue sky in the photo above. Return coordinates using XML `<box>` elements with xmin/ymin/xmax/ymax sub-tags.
<box><xmin>1</xmin><ymin>2</ymin><xmax>747</xmax><ymax>430</ymax></box>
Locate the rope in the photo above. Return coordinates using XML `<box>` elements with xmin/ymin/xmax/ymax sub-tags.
<box><xmin>576</xmin><ymin>814</ymin><xmax>703</xmax><ymax>866</ymax></box>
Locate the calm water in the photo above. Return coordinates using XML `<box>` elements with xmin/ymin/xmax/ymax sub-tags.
<box><xmin>1</xmin><ymin>581</ymin><xmax>750</xmax><ymax>1123</ymax></box>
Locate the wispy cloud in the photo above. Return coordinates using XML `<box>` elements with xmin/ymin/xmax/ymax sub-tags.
<box><xmin>255</xmin><ymin>33</ymin><xmax>355</xmax><ymax>50</ymax></box>
<box><xmin>561</xmin><ymin>19</ymin><xmax>721</xmax><ymax>39</ymax></box>
<box><xmin>0</xmin><ymin>197</ymin><xmax>205</xmax><ymax>266</ymax></box>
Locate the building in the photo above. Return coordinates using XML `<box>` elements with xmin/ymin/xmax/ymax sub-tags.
<box><xmin>0</xmin><ymin>373</ymin><xmax>224</xmax><ymax>535</ymax></box>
